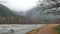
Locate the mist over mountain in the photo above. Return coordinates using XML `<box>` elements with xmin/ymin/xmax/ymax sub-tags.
<box><xmin>25</xmin><ymin>6</ymin><xmax>60</xmax><ymax>22</ymax></box>
<box><xmin>25</xmin><ymin>6</ymin><xmax>42</xmax><ymax>18</ymax></box>
<box><xmin>1</xmin><ymin>0</ymin><xmax>60</xmax><ymax>22</ymax></box>
<box><xmin>0</xmin><ymin>4</ymin><xmax>16</xmax><ymax>16</ymax></box>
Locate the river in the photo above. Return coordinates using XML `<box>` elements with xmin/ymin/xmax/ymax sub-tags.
<box><xmin>0</xmin><ymin>24</ymin><xmax>45</xmax><ymax>34</ymax></box>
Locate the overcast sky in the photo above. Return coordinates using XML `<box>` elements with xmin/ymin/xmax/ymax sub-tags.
<box><xmin>1</xmin><ymin>0</ymin><xmax>38</xmax><ymax>12</ymax></box>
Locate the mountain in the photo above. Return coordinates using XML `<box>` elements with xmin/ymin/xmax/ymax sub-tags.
<box><xmin>0</xmin><ymin>4</ymin><xmax>16</xmax><ymax>16</ymax></box>
<box><xmin>25</xmin><ymin>6</ymin><xmax>42</xmax><ymax>18</ymax></box>
<box><xmin>25</xmin><ymin>6</ymin><xmax>60</xmax><ymax>22</ymax></box>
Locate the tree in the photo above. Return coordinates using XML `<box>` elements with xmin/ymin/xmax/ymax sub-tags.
<box><xmin>37</xmin><ymin>0</ymin><xmax>60</xmax><ymax>11</ymax></box>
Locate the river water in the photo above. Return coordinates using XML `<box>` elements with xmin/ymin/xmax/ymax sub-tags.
<box><xmin>0</xmin><ymin>24</ymin><xmax>45</xmax><ymax>34</ymax></box>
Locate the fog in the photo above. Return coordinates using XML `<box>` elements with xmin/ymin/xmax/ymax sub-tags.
<box><xmin>1</xmin><ymin>0</ymin><xmax>38</xmax><ymax>12</ymax></box>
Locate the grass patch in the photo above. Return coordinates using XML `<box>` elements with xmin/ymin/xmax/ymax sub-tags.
<box><xmin>54</xmin><ymin>25</ymin><xmax>60</xmax><ymax>34</ymax></box>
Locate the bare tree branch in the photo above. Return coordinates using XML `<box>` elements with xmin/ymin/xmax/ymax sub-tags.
<box><xmin>37</xmin><ymin>0</ymin><xmax>60</xmax><ymax>10</ymax></box>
